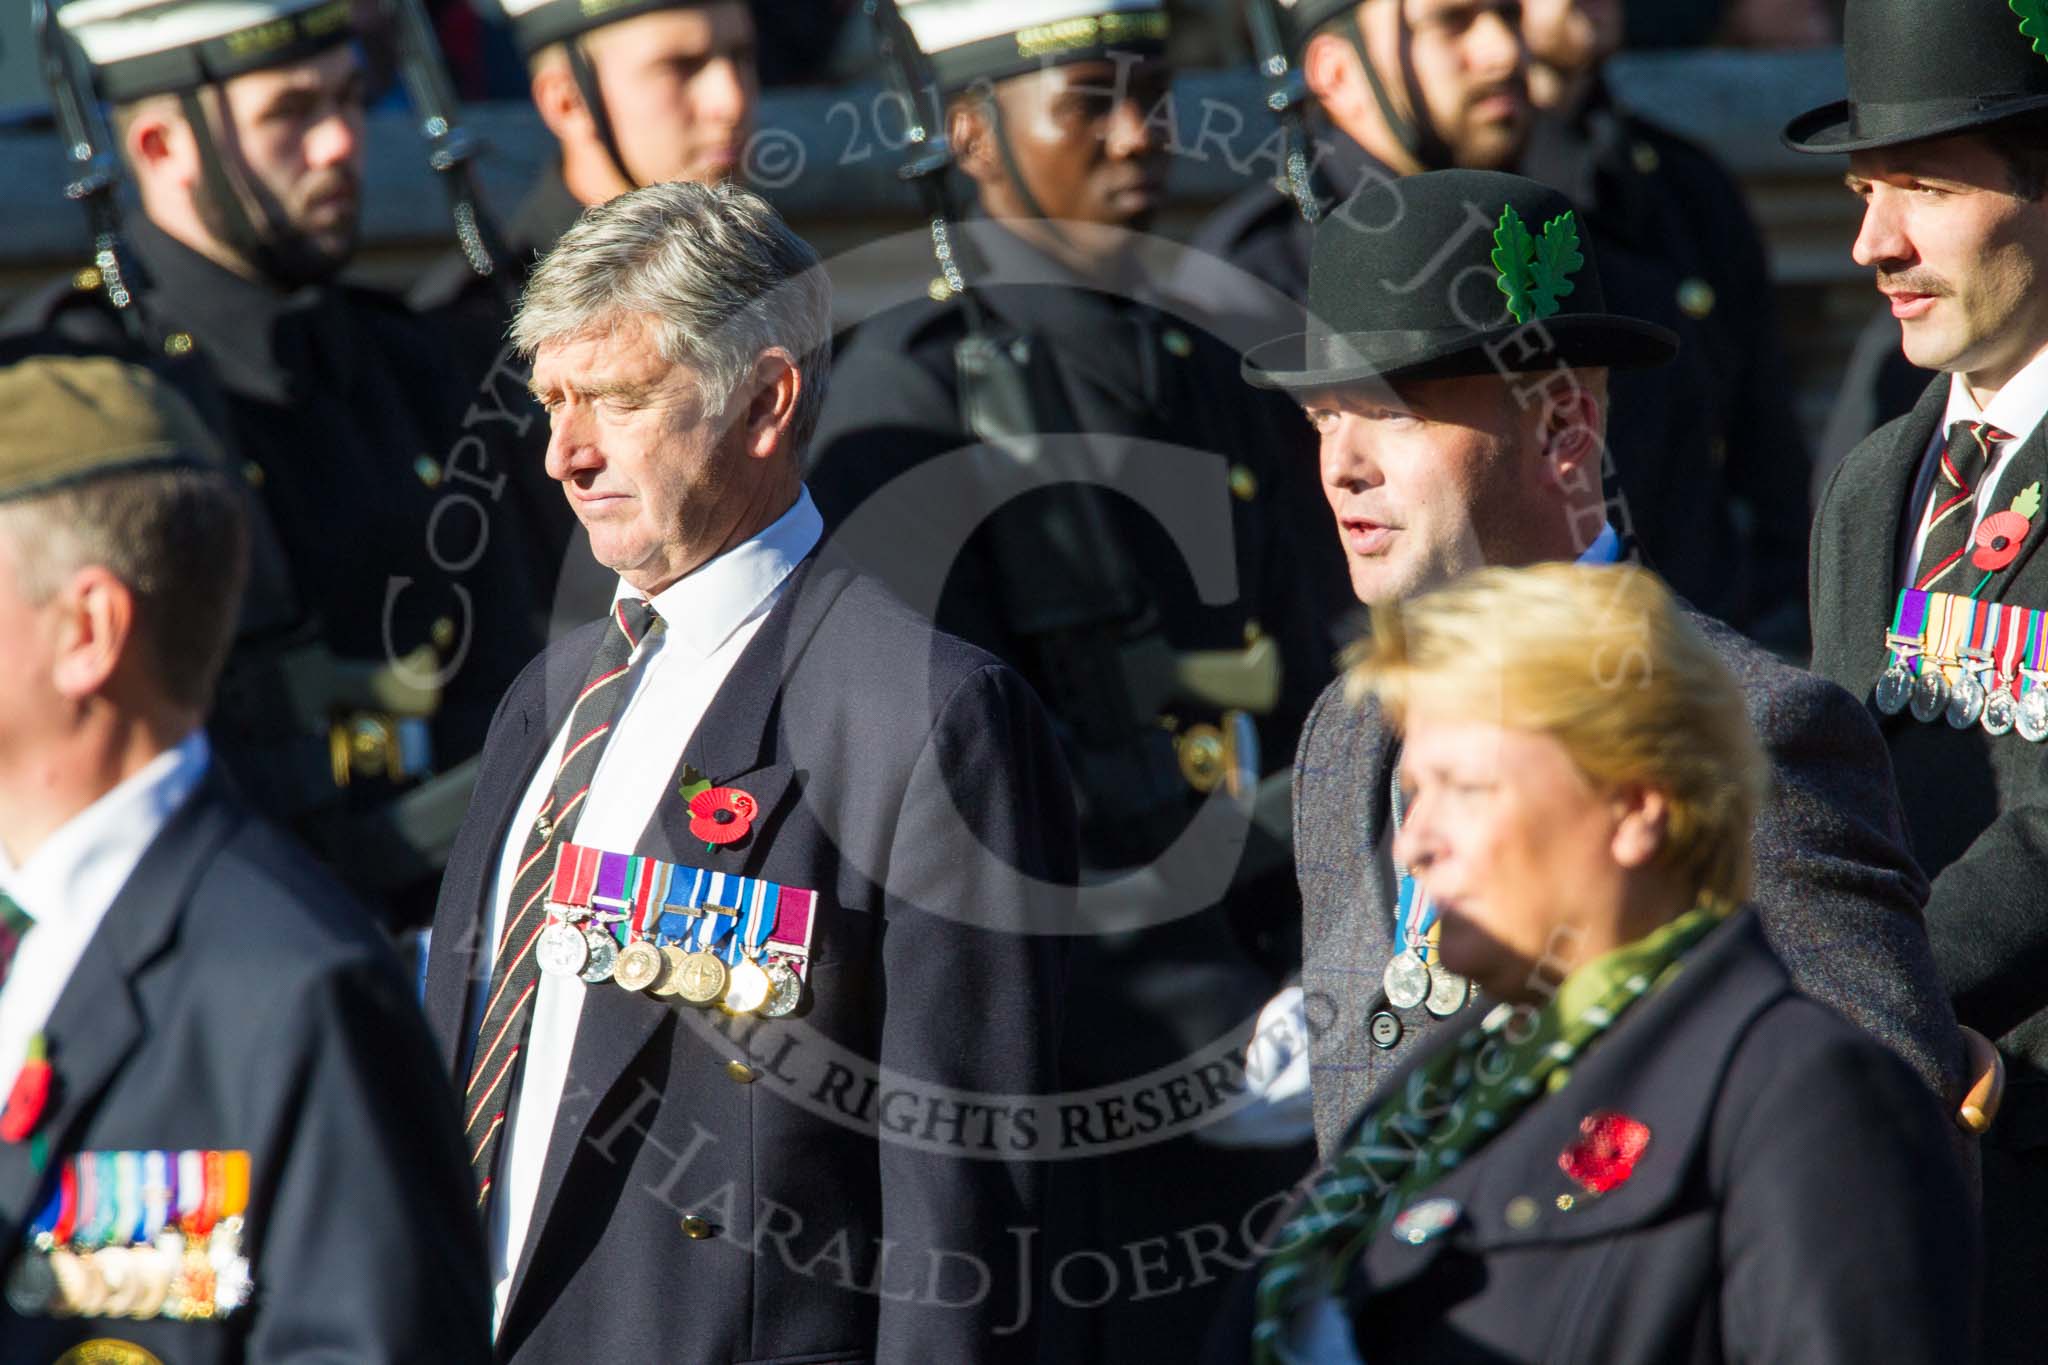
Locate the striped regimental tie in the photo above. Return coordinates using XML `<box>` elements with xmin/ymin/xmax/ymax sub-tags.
<box><xmin>1913</xmin><ymin>419</ymin><xmax>2014</xmax><ymax>592</ymax></box>
<box><xmin>464</xmin><ymin>597</ymin><xmax>662</xmax><ymax>1205</ymax></box>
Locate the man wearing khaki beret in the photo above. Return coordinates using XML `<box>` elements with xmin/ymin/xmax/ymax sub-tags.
<box><xmin>0</xmin><ymin>355</ymin><xmax>490</xmax><ymax>1364</ymax></box>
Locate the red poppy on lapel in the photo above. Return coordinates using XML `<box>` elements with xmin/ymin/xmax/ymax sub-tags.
<box><xmin>690</xmin><ymin>787</ymin><xmax>758</xmax><ymax>845</ymax></box>
<box><xmin>1558</xmin><ymin>1111</ymin><xmax>1650</xmax><ymax>1195</ymax></box>
<box><xmin>1973</xmin><ymin>511</ymin><xmax>2032</xmax><ymax>572</ymax></box>
<box><xmin>1</xmin><ymin>1033</ymin><xmax>52</xmax><ymax>1143</ymax></box>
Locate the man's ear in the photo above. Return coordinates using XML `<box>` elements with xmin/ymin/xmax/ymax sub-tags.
<box><xmin>1537</xmin><ymin>373</ymin><xmax>1606</xmax><ymax>497</ymax></box>
<box><xmin>741</xmin><ymin>351</ymin><xmax>801</xmax><ymax>460</ymax></box>
<box><xmin>124</xmin><ymin>97</ymin><xmax>190</xmax><ymax>191</ymax></box>
<box><xmin>947</xmin><ymin>95</ymin><xmax>999</xmax><ymax>188</ymax></box>
<box><xmin>531</xmin><ymin>58</ymin><xmax>592</xmax><ymax>145</ymax></box>
<box><xmin>1303</xmin><ymin>29</ymin><xmax>1367</xmax><ymax>129</ymax></box>
<box><xmin>50</xmin><ymin>567</ymin><xmax>136</xmax><ymax>703</ymax></box>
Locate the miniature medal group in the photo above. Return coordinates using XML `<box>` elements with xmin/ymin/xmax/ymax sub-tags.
<box><xmin>6</xmin><ymin>1149</ymin><xmax>252</xmax><ymax>1321</ymax></box>
<box><xmin>1875</xmin><ymin>588</ymin><xmax>2048</xmax><ymax>739</ymax></box>
<box><xmin>538</xmin><ymin>842</ymin><xmax>815</xmax><ymax>1019</ymax></box>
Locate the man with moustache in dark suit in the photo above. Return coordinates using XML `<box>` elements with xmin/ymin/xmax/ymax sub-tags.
<box><xmin>1786</xmin><ymin>0</ymin><xmax>2048</xmax><ymax>1354</ymax></box>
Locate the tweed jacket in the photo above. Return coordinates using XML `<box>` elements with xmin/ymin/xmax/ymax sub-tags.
<box><xmin>1811</xmin><ymin>375</ymin><xmax>2048</xmax><ymax>1145</ymax></box>
<box><xmin>1294</xmin><ymin>604</ymin><xmax>1959</xmax><ymax>1155</ymax></box>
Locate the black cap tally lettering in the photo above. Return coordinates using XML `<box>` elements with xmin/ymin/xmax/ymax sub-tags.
<box><xmin>55</xmin><ymin>0</ymin><xmax>356</xmax><ymax>101</ymax></box>
<box><xmin>895</xmin><ymin>0</ymin><xmax>1169</xmax><ymax>94</ymax></box>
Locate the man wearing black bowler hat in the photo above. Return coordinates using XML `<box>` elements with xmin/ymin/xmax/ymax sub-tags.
<box><xmin>1246</xmin><ymin>168</ymin><xmax>1968</xmax><ymax>1169</ymax></box>
<box><xmin>1786</xmin><ymin>2</ymin><xmax>2048</xmax><ymax>1351</ymax></box>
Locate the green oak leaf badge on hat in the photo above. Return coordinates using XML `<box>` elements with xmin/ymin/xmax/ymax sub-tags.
<box><xmin>2015</xmin><ymin>0</ymin><xmax>2048</xmax><ymax>59</ymax></box>
<box><xmin>1493</xmin><ymin>205</ymin><xmax>1584</xmax><ymax>325</ymax></box>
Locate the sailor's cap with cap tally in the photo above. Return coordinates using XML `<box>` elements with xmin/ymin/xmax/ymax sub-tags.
<box><xmin>0</xmin><ymin>355</ymin><xmax>223</xmax><ymax>504</ymax></box>
<box><xmin>56</xmin><ymin>0</ymin><xmax>358</xmax><ymax>102</ymax></box>
<box><xmin>896</xmin><ymin>0</ymin><xmax>1169</xmax><ymax>94</ymax></box>
<box><xmin>495</xmin><ymin>0</ymin><xmax>722</xmax><ymax>58</ymax></box>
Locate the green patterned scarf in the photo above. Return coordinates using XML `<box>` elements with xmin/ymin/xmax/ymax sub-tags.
<box><xmin>1251</xmin><ymin>899</ymin><xmax>1728</xmax><ymax>1365</ymax></box>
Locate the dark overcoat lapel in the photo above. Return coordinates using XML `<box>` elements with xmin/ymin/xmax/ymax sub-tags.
<box><xmin>0</xmin><ymin>781</ymin><xmax>236</xmax><ymax>1243</ymax></box>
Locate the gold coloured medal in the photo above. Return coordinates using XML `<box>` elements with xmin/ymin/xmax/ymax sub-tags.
<box><xmin>613</xmin><ymin>940</ymin><xmax>667</xmax><ymax>994</ymax></box>
<box><xmin>674</xmin><ymin>951</ymin><xmax>729</xmax><ymax>1006</ymax></box>
<box><xmin>650</xmin><ymin>944</ymin><xmax>691</xmax><ymax>997</ymax></box>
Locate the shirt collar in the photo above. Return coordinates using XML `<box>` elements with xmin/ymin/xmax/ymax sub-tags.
<box><xmin>1944</xmin><ymin>342</ymin><xmax>2048</xmax><ymax>448</ymax></box>
<box><xmin>0</xmin><ymin>731</ymin><xmax>211</xmax><ymax>930</ymax></box>
<box><xmin>620</xmin><ymin>487</ymin><xmax>823</xmax><ymax>661</ymax></box>
<box><xmin>1577</xmin><ymin>523</ymin><xmax>1623</xmax><ymax>565</ymax></box>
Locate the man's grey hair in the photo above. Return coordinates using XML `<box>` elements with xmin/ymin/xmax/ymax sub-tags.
<box><xmin>512</xmin><ymin>181</ymin><xmax>834</xmax><ymax>457</ymax></box>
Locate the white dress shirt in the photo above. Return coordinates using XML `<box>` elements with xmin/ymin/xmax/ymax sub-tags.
<box><xmin>471</xmin><ymin>488</ymin><xmax>822</xmax><ymax>1331</ymax></box>
<box><xmin>1901</xmin><ymin>344</ymin><xmax>2048</xmax><ymax>583</ymax></box>
<box><xmin>0</xmin><ymin>731</ymin><xmax>211</xmax><ymax>1084</ymax></box>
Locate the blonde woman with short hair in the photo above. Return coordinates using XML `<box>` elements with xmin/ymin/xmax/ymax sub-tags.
<box><xmin>1217</xmin><ymin>564</ymin><xmax>1976</xmax><ymax>1365</ymax></box>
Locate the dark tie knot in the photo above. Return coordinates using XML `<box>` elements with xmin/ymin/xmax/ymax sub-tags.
<box><xmin>613</xmin><ymin>597</ymin><xmax>662</xmax><ymax>648</ymax></box>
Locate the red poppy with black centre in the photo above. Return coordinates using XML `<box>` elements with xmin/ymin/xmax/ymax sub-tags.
<box><xmin>1972</xmin><ymin>511</ymin><xmax>2033</xmax><ymax>572</ymax></box>
<box><xmin>690</xmin><ymin>787</ymin><xmax>758</xmax><ymax>845</ymax></box>
<box><xmin>1558</xmin><ymin>1111</ymin><xmax>1650</xmax><ymax>1195</ymax></box>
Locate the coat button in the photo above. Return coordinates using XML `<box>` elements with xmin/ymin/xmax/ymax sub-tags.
<box><xmin>724</xmin><ymin>1060</ymin><xmax>760</xmax><ymax>1084</ymax></box>
<box><xmin>1631</xmin><ymin>140</ymin><xmax>1660</xmax><ymax>174</ymax></box>
<box><xmin>680</xmin><ymin>1215</ymin><xmax>714</xmax><ymax>1239</ymax></box>
<box><xmin>1504</xmin><ymin>1196</ymin><xmax>1539</xmax><ymax>1230</ymax></box>
<box><xmin>1677</xmin><ymin>277</ymin><xmax>1716</xmax><ymax>319</ymax></box>
<box><xmin>1228</xmin><ymin>464</ymin><xmax>1258</xmax><ymax>501</ymax></box>
<box><xmin>1369</xmin><ymin>1011</ymin><xmax>1402</xmax><ymax>1049</ymax></box>
<box><xmin>414</xmin><ymin>454</ymin><xmax>443</xmax><ymax>487</ymax></box>
<box><xmin>163</xmin><ymin>331</ymin><xmax>194</xmax><ymax>357</ymax></box>
<box><xmin>1162</xmin><ymin>327</ymin><xmax>1194</xmax><ymax>358</ymax></box>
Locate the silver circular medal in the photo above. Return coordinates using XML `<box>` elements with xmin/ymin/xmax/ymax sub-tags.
<box><xmin>578</xmin><ymin>927</ymin><xmax>620</xmax><ymax>983</ymax></box>
<box><xmin>1908</xmin><ymin>668</ymin><xmax>1949</xmax><ymax>723</ymax></box>
<box><xmin>759</xmin><ymin>958</ymin><xmax>804</xmax><ymax>1018</ymax></box>
<box><xmin>1424</xmin><ymin>967</ymin><xmax>1471</xmax><ymax>1017</ymax></box>
<box><xmin>1382</xmin><ymin>950</ymin><xmax>1431</xmax><ymax>1010</ymax></box>
<box><xmin>1947</xmin><ymin>673</ymin><xmax>1988</xmax><ymax>729</ymax></box>
<box><xmin>1985</xmin><ymin>686</ymin><xmax>2019</xmax><ymax>737</ymax></box>
<box><xmin>537</xmin><ymin>920</ymin><xmax>591</xmax><ymax>977</ymax></box>
<box><xmin>2021</xmin><ymin>688</ymin><xmax>2048</xmax><ymax>743</ymax></box>
<box><xmin>1873</xmin><ymin>663</ymin><xmax>1913</xmax><ymax>716</ymax></box>
<box><xmin>613</xmin><ymin>940</ymin><xmax>667</xmax><ymax>994</ymax></box>
<box><xmin>4</xmin><ymin>1252</ymin><xmax>54</xmax><ymax>1316</ymax></box>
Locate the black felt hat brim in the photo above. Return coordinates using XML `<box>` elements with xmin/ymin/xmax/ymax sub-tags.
<box><xmin>1241</xmin><ymin>314</ymin><xmax>1680</xmax><ymax>391</ymax></box>
<box><xmin>1783</xmin><ymin>94</ymin><xmax>2048</xmax><ymax>154</ymax></box>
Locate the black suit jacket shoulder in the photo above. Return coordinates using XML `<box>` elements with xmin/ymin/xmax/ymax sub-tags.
<box><xmin>0</xmin><ymin>774</ymin><xmax>491</xmax><ymax>1364</ymax></box>
<box><xmin>424</xmin><ymin>550</ymin><xmax>1075</xmax><ymax>1364</ymax></box>
<box><xmin>1209</xmin><ymin>912</ymin><xmax>1976</xmax><ymax>1365</ymax></box>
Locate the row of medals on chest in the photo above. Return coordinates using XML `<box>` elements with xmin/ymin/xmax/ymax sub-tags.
<box><xmin>5</xmin><ymin>1158</ymin><xmax>250</xmax><ymax>1322</ymax></box>
<box><xmin>1875</xmin><ymin>636</ymin><xmax>2048</xmax><ymax>738</ymax></box>
<box><xmin>536</xmin><ymin>901</ymin><xmax>803</xmax><ymax>1018</ymax></box>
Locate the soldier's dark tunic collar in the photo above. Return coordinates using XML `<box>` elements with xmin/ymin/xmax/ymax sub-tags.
<box><xmin>1520</xmin><ymin>73</ymin><xmax>1633</xmax><ymax>223</ymax></box>
<box><xmin>127</xmin><ymin>217</ymin><xmax>355</xmax><ymax>404</ymax></box>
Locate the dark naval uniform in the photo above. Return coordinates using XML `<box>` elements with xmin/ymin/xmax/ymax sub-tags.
<box><xmin>809</xmin><ymin>218</ymin><xmax>1333</xmax><ymax>1361</ymax></box>
<box><xmin>1195</xmin><ymin>125</ymin><xmax>1813</xmax><ymax>651</ymax></box>
<box><xmin>2</xmin><ymin>221</ymin><xmax>547</xmax><ymax>923</ymax></box>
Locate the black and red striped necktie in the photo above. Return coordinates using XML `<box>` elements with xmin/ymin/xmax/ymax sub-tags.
<box><xmin>463</xmin><ymin>597</ymin><xmax>661</xmax><ymax>1205</ymax></box>
<box><xmin>1913</xmin><ymin>419</ymin><xmax>2013</xmax><ymax>592</ymax></box>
